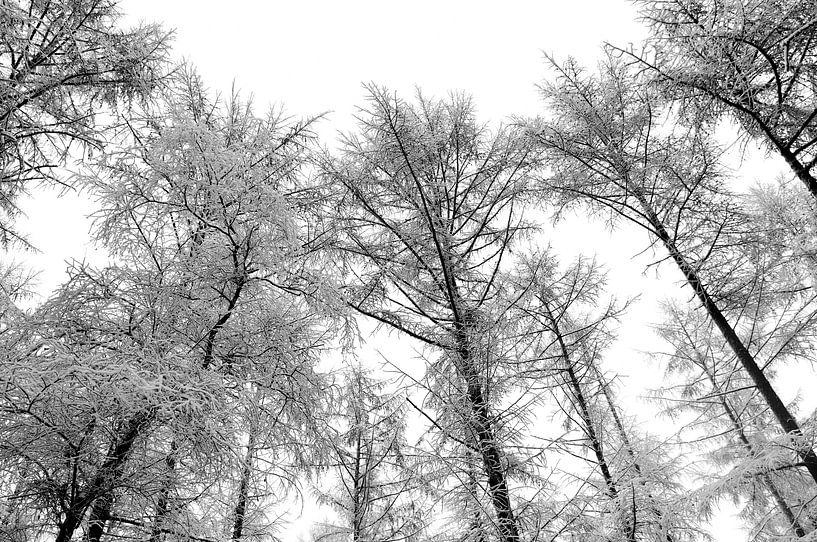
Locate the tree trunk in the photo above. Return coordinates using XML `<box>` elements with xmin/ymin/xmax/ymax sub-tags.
<box><xmin>54</xmin><ymin>413</ymin><xmax>149</xmax><ymax>542</ymax></box>
<box><xmin>698</xmin><ymin>360</ymin><xmax>807</xmax><ymax>538</ymax></box>
<box><xmin>149</xmin><ymin>439</ymin><xmax>178</xmax><ymax>542</ymax></box>
<box><xmin>86</xmin><ymin>413</ymin><xmax>151</xmax><ymax>542</ymax></box>
<box><xmin>565</xmin><ymin>363</ymin><xmax>619</xmax><ymax>501</ymax></box>
<box><xmin>231</xmin><ymin>433</ymin><xmax>256</xmax><ymax>542</ymax></box>
<box><xmin>634</xmin><ymin>193</ymin><xmax>817</xmax><ymax>487</ymax></box>
<box><xmin>454</xmin><ymin>327</ymin><xmax>520</xmax><ymax>542</ymax></box>
<box><xmin>55</xmin><ymin>510</ymin><xmax>82</xmax><ymax>542</ymax></box>
<box><xmin>437</xmin><ymin>220</ymin><xmax>520</xmax><ymax>542</ymax></box>
<box><xmin>352</xmin><ymin>424</ymin><xmax>365</xmax><ymax>542</ymax></box>
<box><xmin>85</xmin><ymin>495</ymin><xmax>112</xmax><ymax>542</ymax></box>
<box><xmin>597</xmin><ymin>372</ymin><xmax>675</xmax><ymax>542</ymax></box>
<box><xmin>547</xmin><ymin>311</ymin><xmax>634</xmax><ymax>541</ymax></box>
<box><xmin>777</xmin><ymin>144</ymin><xmax>817</xmax><ymax>203</ymax></box>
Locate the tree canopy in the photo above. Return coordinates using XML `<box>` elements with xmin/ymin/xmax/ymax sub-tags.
<box><xmin>3</xmin><ymin>2</ymin><xmax>817</xmax><ymax>542</ymax></box>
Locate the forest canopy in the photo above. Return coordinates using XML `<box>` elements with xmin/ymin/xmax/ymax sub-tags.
<box><xmin>2</xmin><ymin>1</ymin><xmax>817</xmax><ymax>542</ymax></box>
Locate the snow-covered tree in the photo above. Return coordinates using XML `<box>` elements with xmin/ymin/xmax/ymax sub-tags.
<box><xmin>322</xmin><ymin>86</ymin><xmax>543</xmax><ymax>542</ymax></box>
<box><xmin>505</xmin><ymin>252</ymin><xmax>697</xmax><ymax>542</ymax></box>
<box><xmin>632</xmin><ymin>0</ymin><xmax>817</xmax><ymax>202</ymax></box>
<box><xmin>531</xmin><ymin>54</ymin><xmax>817</xmax><ymax>495</ymax></box>
<box><xmin>0</xmin><ymin>0</ymin><xmax>170</xmax><ymax>247</ymax></box>
<box><xmin>312</xmin><ymin>367</ymin><xmax>423</xmax><ymax>542</ymax></box>
<box><xmin>0</xmin><ymin>69</ymin><xmax>329</xmax><ymax>542</ymax></box>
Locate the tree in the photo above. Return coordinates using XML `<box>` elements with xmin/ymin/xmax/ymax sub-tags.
<box><xmin>312</xmin><ymin>366</ymin><xmax>423</xmax><ymax>542</ymax></box>
<box><xmin>632</xmin><ymin>0</ymin><xmax>817</xmax><ymax>202</ymax></box>
<box><xmin>0</xmin><ymin>69</ymin><xmax>328</xmax><ymax>541</ymax></box>
<box><xmin>0</xmin><ymin>0</ymin><xmax>170</xmax><ymax>247</ymax></box>
<box><xmin>531</xmin><ymin>54</ymin><xmax>817</xmax><ymax>493</ymax></box>
<box><xmin>322</xmin><ymin>86</ymin><xmax>541</xmax><ymax>542</ymax></box>
<box><xmin>506</xmin><ymin>252</ymin><xmax>697</xmax><ymax>542</ymax></box>
<box><xmin>655</xmin><ymin>254</ymin><xmax>817</xmax><ymax>540</ymax></box>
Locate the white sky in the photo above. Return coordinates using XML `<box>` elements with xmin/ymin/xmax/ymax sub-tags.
<box><xmin>15</xmin><ymin>0</ymin><xmax>808</xmax><ymax>538</ymax></box>
<box><xmin>120</xmin><ymin>0</ymin><xmax>645</xmax><ymax>127</ymax></box>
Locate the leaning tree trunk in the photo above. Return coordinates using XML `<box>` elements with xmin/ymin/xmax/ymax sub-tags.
<box><xmin>777</xmin><ymin>145</ymin><xmax>817</xmax><ymax>203</ymax></box>
<box><xmin>596</xmin><ymin>371</ymin><xmax>675</xmax><ymax>542</ymax></box>
<box><xmin>632</xmin><ymin>190</ymin><xmax>817</xmax><ymax>488</ymax></box>
<box><xmin>696</xmin><ymin>356</ymin><xmax>807</xmax><ymax>538</ymax></box>
<box><xmin>546</xmin><ymin>308</ymin><xmax>634</xmax><ymax>542</ymax></box>
<box><xmin>85</xmin><ymin>413</ymin><xmax>152</xmax><ymax>542</ymax></box>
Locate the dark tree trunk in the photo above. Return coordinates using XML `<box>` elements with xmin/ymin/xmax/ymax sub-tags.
<box><xmin>85</xmin><ymin>413</ymin><xmax>151</xmax><ymax>542</ymax></box>
<box><xmin>230</xmin><ymin>434</ymin><xmax>256</xmax><ymax>542</ymax></box>
<box><xmin>547</xmin><ymin>312</ymin><xmax>634</xmax><ymax>541</ymax></box>
<box><xmin>437</xmin><ymin>219</ymin><xmax>521</xmax><ymax>542</ymax></box>
<box><xmin>55</xmin><ymin>510</ymin><xmax>82</xmax><ymax>542</ymax></box>
<box><xmin>54</xmin><ymin>413</ymin><xmax>150</xmax><ymax>542</ymax></box>
<box><xmin>778</xmin><ymin>145</ymin><xmax>817</xmax><ymax>203</ymax></box>
<box><xmin>699</xmin><ymin>363</ymin><xmax>807</xmax><ymax>538</ymax></box>
<box><xmin>635</xmin><ymin>193</ymin><xmax>817</xmax><ymax>487</ymax></box>
<box><xmin>598</xmin><ymin>373</ymin><xmax>675</xmax><ymax>542</ymax></box>
<box><xmin>565</xmin><ymin>363</ymin><xmax>618</xmax><ymax>501</ymax></box>
<box><xmin>85</xmin><ymin>495</ymin><xmax>112</xmax><ymax>542</ymax></box>
<box><xmin>454</xmin><ymin>327</ymin><xmax>520</xmax><ymax>542</ymax></box>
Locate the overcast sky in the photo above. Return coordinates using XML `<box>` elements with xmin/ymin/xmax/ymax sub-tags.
<box><xmin>120</xmin><ymin>0</ymin><xmax>646</xmax><ymax>127</ymax></box>
<box><xmin>16</xmin><ymin>1</ymin><xmax>799</xmax><ymax>538</ymax></box>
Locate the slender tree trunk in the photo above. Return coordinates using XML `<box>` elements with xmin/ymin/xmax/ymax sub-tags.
<box><xmin>546</xmin><ymin>312</ymin><xmax>634</xmax><ymax>541</ymax></box>
<box><xmin>351</xmin><ymin>425</ymin><xmax>363</xmax><ymax>542</ymax></box>
<box><xmin>231</xmin><ymin>432</ymin><xmax>257</xmax><ymax>542</ymax></box>
<box><xmin>697</xmin><ymin>360</ymin><xmax>807</xmax><ymax>538</ymax></box>
<box><xmin>596</xmin><ymin>378</ymin><xmax>633</xmax><ymax>468</ymax></box>
<box><xmin>633</xmin><ymin>192</ymin><xmax>817</xmax><ymax>487</ymax></box>
<box><xmin>565</xmin><ymin>363</ymin><xmax>619</xmax><ymax>501</ymax></box>
<box><xmin>597</xmin><ymin>372</ymin><xmax>676</xmax><ymax>542</ymax></box>
<box><xmin>53</xmin><ymin>421</ymin><xmax>99</xmax><ymax>542</ymax></box>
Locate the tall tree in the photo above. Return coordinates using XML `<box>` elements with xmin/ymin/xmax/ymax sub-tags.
<box><xmin>322</xmin><ymin>86</ymin><xmax>541</xmax><ymax>542</ymax></box>
<box><xmin>656</xmin><ymin>295</ymin><xmax>817</xmax><ymax>539</ymax></box>
<box><xmin>531</xmin><ymin>54</ymin><xmax>817</xmax><ymax>493</ymax></box>
<box><xmin>507</xmin><ymin>252</ymin><xmax>696</xmax><ymax>541</ymax></box>
<box><xmin>312</xmin><ymin>366</ymin><xmax>423</xmax><ymax>542</ymax></box>
<box><xmin>0</xmin><ymin>69</ymin><xmax>327</xmax><ymax>542</ymax></box>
